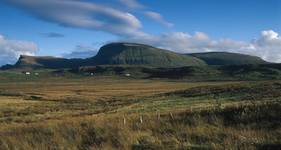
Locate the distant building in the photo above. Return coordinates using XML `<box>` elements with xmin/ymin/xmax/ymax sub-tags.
<box><xmin>25</xmin><ymin>72</ymin><xmax>31</xmax><ymax>75</ymax></box>
<box><xmin>125</xmin><ymin>73</ymin><xmax>131</xmax><ymax>77</ymax></box>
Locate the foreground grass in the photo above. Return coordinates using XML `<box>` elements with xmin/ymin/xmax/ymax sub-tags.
<box><xmin>0</xmin><ymin>76</ymin><xmax>280</xmax><ymax>149</ymax></box>
<box><xmin>0</xmin><ymin>76</ymin><xmax>236</xmax><ymax>124</ymax></box>
<box><xmin>0</xmin><ymin>101</ymin><xmax>280</xmax><ymax>150</ymax></box>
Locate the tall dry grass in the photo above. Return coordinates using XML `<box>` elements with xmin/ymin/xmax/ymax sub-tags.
<box><xmin>0</xmin><ymin>101</ymin><xmax>280</xmax><ymax>150</ymax></box>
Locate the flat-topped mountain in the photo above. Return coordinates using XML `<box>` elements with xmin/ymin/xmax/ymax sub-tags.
<box><xmin>92</xmin><ymin>43</ymin><xmax>206</xmax><ymax>67</ymax></box>
<box><xmin>14</xmin><ymin>55</ymin><xmax>86</xmax><ymax>69</ymax></box>
<box><xmin>1</xmin><ymin>42</ymin><xmax>269</xmax><ymax>70</ymax></box>
<box><xmin>189</xmin><ymin>52</ymin><xmax>267</xmax><ymax>65</ymax></box>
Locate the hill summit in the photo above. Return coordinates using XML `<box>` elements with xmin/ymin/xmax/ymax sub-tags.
<box><xmin>1</xmin><ymin>42</ymin><xmax>269</xmax><ymax>70</ymax></box>
<box><xmin>92</xmin><ymin>43</ymin><xmax>206</xmax><ymax>67</ymax></box>
<box><xmin>189</xmin><ymin>52</ymin><xmax>267</xmax><ymax>65</ymax></box>
<box><xmin>14</xmin><ymin>55</ymin><xmax>86</xmax><ymax>69</ymax></box>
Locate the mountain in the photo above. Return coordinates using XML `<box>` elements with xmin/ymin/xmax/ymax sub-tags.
<box><xmin>1</xmin><ymin>43</ymin><xmax>270</xmax><ymax>70</ymax></box>
<box><xmin>13</xmin><ymin>55</ymin><xmax>86</xmax><ymax>69</ymax></box>
<box><xmin>189</xmin><ymin>52</ymin><xmax>267</xmax><ymax>65</ymax></box>
<box><xmin>92</xmin><ymin>43</ymin><xmax>206</xmax><ymax>67</ymax></box>
<box><xmin>144</xmin><ymin>63</ymin><xmax>281</xmax><ymax>80</ymax></box>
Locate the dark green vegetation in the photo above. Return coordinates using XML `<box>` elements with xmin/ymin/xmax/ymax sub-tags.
<box><xmin>144</xmin><ymin>63</ymin><xmax>281</xmax><ymax>80</ymax></box>
<box><xmin>73</xmin><ymin>63</ymin><xmax>281</xmax><ymax>81</ymax></box>
<box><xmin>93</xmin><ymin>43</ymin><xmax>205</xmax><ymax>67</ymax></box>
<box><xmin>189</xmin><ymin>52</ymin><xmax>267</xmax><ymax>65</ymax></box>
<box><xmin>14</xmin><ymin>55</ymin><xmax>88</xmax><ymax>69</ymax></box>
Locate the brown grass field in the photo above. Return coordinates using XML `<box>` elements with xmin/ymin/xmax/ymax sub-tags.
<box><xmin>0</xmin><ymin>75</ymin><xmax>280</xmax><ymax>150</ymax></box>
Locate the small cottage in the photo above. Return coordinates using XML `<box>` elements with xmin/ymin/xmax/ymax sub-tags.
<box><xmin>125</xmin><ymin>73</ymin><xmax>131</xmax><ymax>77</ymax></box>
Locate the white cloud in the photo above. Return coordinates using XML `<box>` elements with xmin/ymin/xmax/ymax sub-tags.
<box><xmin>118</xmin><ymin>0</ymin><xmax>174</xmax><ymax>28</ymax></box>
<box><xmin>3</xmin><ymin>0</ymin><xmax>145</xmax><ymax>37</ymax></box>
<box><xmin>4</xmin><ymin>0</ymin><xmax>174</xmax><ymax>36</ymax></box>
<box><xmin>0</xmin><ymin>34</ymin><xmax>38</xmax><ymax>66</ymax></box>
<box><xmin>123</xmin><ymin>30</ymin><xmax>281</xmax><ymax>63</ymax></box>
<box><xmin>144</xmin><ymin>11</ymin><xmax>174</xmax><ymax>28</ymax></box>
<box><xmin>252</xmin><ymin>30</ymin><xmax>281</xmax><ymax>62</ymax></box>
<box><xmin>118</xmin><ymin>0</ymin><xmax>143</xmax><ymax>9</ymax></box>
<box><xmin>194</xmin><ymin>32</ymin><xmax>209</xmax><ymax>41</ymax></box>
<box><xmin>261</xmin><ymin>30</ymin><xmax>279</xmax><ymax>40</ymax></box>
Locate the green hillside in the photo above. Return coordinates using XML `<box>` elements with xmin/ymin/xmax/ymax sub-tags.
<box><xmin>11</xmin><ymin>55</ymin><xmax>86</xmax><ymax>70</ymax></box>
<box><xmin>1</xmin><ymin>43</ymin><xmax>271</xmax><ymax>71</ymax></box>
<box><xmin>92</xmin><ymin>43</ymin><xmax>206</xmax><ymax>67</ymax></box>
<box><xmin>189</xmin><ymin>52</ymin><xmax>267</xmax><ymax>65</ymax></box>
<box><xmin>74</xmin><ymin>63</ymin><xmax>281</xmax><ymax>81</ymax></box>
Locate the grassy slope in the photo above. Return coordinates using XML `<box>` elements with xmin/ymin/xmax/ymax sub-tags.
<box><xmin>74</xmin><ymin>63</ymin><xmax>281</xmax><ymax>81</ymax></box>
<box><xmin>0</xmin><ymin>75</ymin><xmax>280</xmax><ymax>149</ymax></box>
<box><xmin>92</xmin><ymin>43</ymin><xmax>206</xmax><ymax>67</ymax></box>
<box><xmin>1</xmin><ymin>62</ymin><xmax>281</xmax><ymax>86</ymax></box>
<box><xmin>189</xmin><ymin>52</ymin><xmax>267</xmax><ymax>65</ymax></box>
<box><xmin>13</xmin><ymin>55</ymin><xmax>87</xmax><ymax>69</ymax></box>
<box><xmin>0</xmin><ymin>102</ymin><xmax>280</xmax><ymax>150</ymax></box>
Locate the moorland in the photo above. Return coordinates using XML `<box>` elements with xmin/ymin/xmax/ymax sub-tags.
<box><xmin>0</xmin><ymin>43</ymin><xmax>280</xmax><ymax>150</ymax></box>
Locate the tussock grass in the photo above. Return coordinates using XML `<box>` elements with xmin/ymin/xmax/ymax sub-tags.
<box><xmin>0</xmin><ymin>77</ymin><xmax>280</xmax><ymax>149</ymax></box>
<box><xmin>0</xmin><ymin>102</ymin><xmax>280</xmax><ymax>150</ymax></box>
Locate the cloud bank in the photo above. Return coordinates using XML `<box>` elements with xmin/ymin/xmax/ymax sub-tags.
<box><xmin>62</xmin><ymin>29</ymin><xmax>281</xmax><ymax>63</ymax></box>
<box><xmin>118</xmin><ymin>0</ymin><xmax>173</xmax><ymax>28</ymax></box>
<box><xmin>144</xmin><ymin>11</ymin><xmax>174</xmax><ymax>28</ymax></box>
<box><xmin>3</xmin><ymin>0</ymin><xmax>145</xmax><ymax>37</ymax></box>
<box><xmin>0</xmin><ymin>34</ymin><xmax>38</xmax><ymax>66</ymax></box>
<box><xmin>2</xmin><ymin>0</ymin><xmax>173</xmax><ymax>37</ymax></box>
<box><xmin>124</xmin><ymin>30</ymin><xmax>281</xmax><ymax>63</ymax></box>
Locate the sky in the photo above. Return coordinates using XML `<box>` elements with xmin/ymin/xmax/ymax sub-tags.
<box><xmin>0</xmin><ymin>0</ymin><xmax>280</xmax><ymax>66</ymax></box>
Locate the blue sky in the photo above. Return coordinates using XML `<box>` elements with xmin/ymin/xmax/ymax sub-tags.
<box><xmin>0</xmin><ymin>0</ymin><xmax>280</xmax><ymax>65</ymax></box>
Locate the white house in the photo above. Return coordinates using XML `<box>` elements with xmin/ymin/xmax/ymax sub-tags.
<box><xmin>125</xmin><ymin>73</ymin><xmax>131</xmax><ymax>77</ymax></box>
